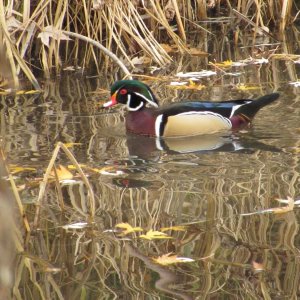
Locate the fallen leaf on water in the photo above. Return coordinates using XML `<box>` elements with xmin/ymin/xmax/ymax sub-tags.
<box><xmin>140</xmin><ymin>230</ymin><xmax>173</xmax><ymax>240</ymax></box>
<box><xmin>67</xmin><ymin>164</ymin><xmax>86</xmax><ymax>170</ymax></box>
<box><xmin>51</xmin><ymin>165</ymin><xmax>73</xmax><ymax>181</ymax></box>
<box><xmin>209</xmin><ymin>60</ymin><xmax>233</xmax><ymax>68</ymax></box>
<box><xmin>236</xmin><ymin>84</ymin><xmax>261</xmax><ymax>91</ymax></box>
<box><xmin>160</xmin><ymin>225</ymin><xmax>187</xmax><ymax>232</ymax></box>
<box><xmin>153</xmin><ymin>253</ymin><xmax>194</xmax><ymax>265</ymax></box>
<box><xmin>15</xmin><ymin>90</ymin><xmax>42</xmax><ymax>95</ymax></box>
<box><xmin>115</xmin><ymin>223</ymin><xmax>143</xmax><ymax>235</ymax></box>
<box><xmin>9</xmin><ymin>165</ymin><xmax>36</xmax><ymax>174</ymax></box>
<box><xmin>63</xmin><ymin>143</ymin><xmax>82</xmax><ymax>148</ymax></box>
<box><xmin>168</xmin><ymin>80</ymin><xmax>206</xmax><ymax>90</ymax></box>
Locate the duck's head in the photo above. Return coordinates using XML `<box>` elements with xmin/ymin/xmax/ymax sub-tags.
<box><xmin>103</xmin><ymin>80</ymin><xmax>159</xmax><ymax>111</ymax></box>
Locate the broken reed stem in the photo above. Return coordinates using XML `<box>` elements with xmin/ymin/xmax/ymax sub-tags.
<box><xmin>62</xmin><ymin>30</ymin><xmax>132</xmax><ymax>79</ymax></box>
<box><xmin>34</xmin><ymin>142</ymin><xmax>96</xmax><ymax>229</ymax></box>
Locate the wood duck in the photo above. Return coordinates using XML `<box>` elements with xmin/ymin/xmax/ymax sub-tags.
<box><xmin>103</xmin><ymin>80</ymin><xmax>280</xmax><ymax>137</ymax></box>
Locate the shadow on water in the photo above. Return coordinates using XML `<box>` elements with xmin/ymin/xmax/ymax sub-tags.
<box><xmin>2</xmin><ymin>31</ymin><xmax>300</xmax><ymax>299</ymax></box>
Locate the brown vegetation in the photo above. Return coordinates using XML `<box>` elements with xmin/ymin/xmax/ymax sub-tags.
<box><xmin>0</xmin><ymin>0</ymin><xmax>298</xmax><ymax>88</ymax></box>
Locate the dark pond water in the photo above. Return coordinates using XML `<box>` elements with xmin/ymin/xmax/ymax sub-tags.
<box><xmin>3</xmin><ymin>37</ymin><xmax>300</xmax><ymax>299</ymax></box>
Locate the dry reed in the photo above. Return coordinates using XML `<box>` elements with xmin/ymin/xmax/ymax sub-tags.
<box><xmin>0</xmin><ymin>0</ymin><xmax>297</xmax><ymax>89</ymax></box>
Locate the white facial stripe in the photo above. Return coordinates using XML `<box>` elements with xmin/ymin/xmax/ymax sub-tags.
<box><xmin>126</xmin><ymin>94</ymin><xmax>131</xmax><ymax>109</ymax></box>
<box><xmin>127</xmin><ymin>94</ymin><xmax>144</xmax><ymax>111</ymax></box>
<box><xmin>134</xmin><ymin>92</ymin><xmax>158</xmax><ymax>108</ymax></box>
<box><xmin>155</xmin><ymin>114</ymin><xmax>163</xmax><ymax>137</ymax></box>
<box><xmin>128</xmin><ymin>101</ymin><xmax>144</xmax><ymax>111</ymax></box>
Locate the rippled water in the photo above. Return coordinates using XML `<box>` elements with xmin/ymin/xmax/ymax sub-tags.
<box><xmin>3</xmin><ymin>42</ymin><xmax>300</xmax><ymax>299</ymax></box>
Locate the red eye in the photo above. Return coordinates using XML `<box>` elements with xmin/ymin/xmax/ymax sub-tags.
<box><xmin>120</xmin><ymin>89</ymin><xmax>127</xmax><ymax>95</ymax></box>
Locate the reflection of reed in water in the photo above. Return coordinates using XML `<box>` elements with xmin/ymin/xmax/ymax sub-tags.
<box><xmin>2</xmin><ymin>35</ymin><xmax>300</xmax><ymax>299</ymax></box>
<box><xmin>14</xmin><ymin>147</ymin><xmax>299</xmax><ymax>299</ymax></box>
<box><xmin>0</xmin><ymin>153</ymin><xmax>16</xmax><ymax>299</ymax></box>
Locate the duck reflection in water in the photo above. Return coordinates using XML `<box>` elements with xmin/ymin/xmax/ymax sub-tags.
<box><xmin>125</xmin><ymin>132</ymin><xmax>280</xmax><ymax>159</ymax></box>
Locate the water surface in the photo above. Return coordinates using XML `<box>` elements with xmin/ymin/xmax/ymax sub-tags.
<box><xmin>3</xmin><ymin>41</ymin><xmax>300</xmax><ymax>299</ymax></box>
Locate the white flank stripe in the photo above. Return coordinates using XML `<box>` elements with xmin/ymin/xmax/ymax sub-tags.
<box><xmin>155</xmin><ymin>138</ymin><xmax>164</xmax><ymax>150</ymax></box>
<box><xmin>155</xmin><ymin>114</ymin><xmax>163</xmax><ymax>137</ymax></box>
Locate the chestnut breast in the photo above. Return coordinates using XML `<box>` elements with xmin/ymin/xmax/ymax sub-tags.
<box><xmin>126</xmin><ymin>109</ymin><xmax>157</xmax><ymax>136</ymax></box>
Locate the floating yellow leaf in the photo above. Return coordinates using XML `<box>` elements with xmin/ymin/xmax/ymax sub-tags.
<box><xmin>209</xmin><ymin>60</ymin><xmax>233</xmax><ymax>68</ymax></box>
<box><xmin>63</xmin><ymin>143</ymin><xmax>82</xmax><ymax>148</ymax></box>
<box><xmin>51</xmin><ymin>165</ymin><xmax>73</xmax><ymax>181</ymax></box>
<box><xmin>115</xmin><ymin>223</ymin><xmax>143</xmax><ymax>235</ymax></box>
<box><xmin>160</xmin><ymin>225</ymin><xmax>187</xmax><ymax>232</ymax></box>
<box><xmin>9</xmin><ymin>165</ymin><xmax>36</xmax><ymax>174</ymax></box>
<box><xmin>153</xmin><ymin>253</ymin><xmax>194</xmax><ymax>265</ymax></box>
<box><xmin>168</xmin><ymin>80</ymin><xmax>205</xmax><ymax>90</ymax></box>
<box><xmin>67</xmin><ymin>164</ymin><xmax>86</xmax><ymax>170</ymax></box>
<box><xmin>236</xmin><ymin>84</ymin><xmax>260</xmax><ymax>91</ymax></box>
<box><xmin>140</xmin><ymin>230</ymin><xmax>173</xmax><ymax>240</ymax></box>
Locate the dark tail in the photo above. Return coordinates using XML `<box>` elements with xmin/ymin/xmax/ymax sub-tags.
<box><xmin>234</xmin><ymin>93</ymin><xmax>280</xmax><ymax>119</ymax></box>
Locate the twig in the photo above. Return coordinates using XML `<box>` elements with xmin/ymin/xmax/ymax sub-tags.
<box><xmin>62</xmin><ymin>30</ymin><xmax>132</xmax><ymax>79</ymax></box>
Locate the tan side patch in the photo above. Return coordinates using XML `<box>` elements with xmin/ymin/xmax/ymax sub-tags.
<box><xmin>163</xmin><ymin>112</ymin><xmax>231</xmax><ymax>137</ymax></box>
